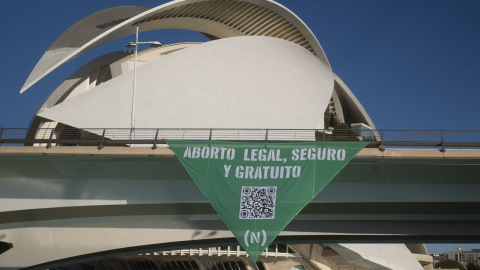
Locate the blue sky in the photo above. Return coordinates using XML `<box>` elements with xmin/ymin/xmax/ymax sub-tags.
<box><xmin>1</xmin><ymin>0</ymin><xmax>479</xmax><ymax>253</ymax></box>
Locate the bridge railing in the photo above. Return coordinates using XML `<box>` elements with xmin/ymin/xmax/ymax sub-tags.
<box><xmin>153</xmin><ymin>244</ymin><xmax>300</xmax><ymax>258</ymax></box>
<box><xmin>0</xmin><ymin>128</ymin><xmax>480</xmax><ymax>151</ymax></box>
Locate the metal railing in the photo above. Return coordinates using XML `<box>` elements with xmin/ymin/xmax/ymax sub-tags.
<box><xmin>149</xmin><ymin>244</ymin><xmax>299</xmax><ymax>258</ymax></box>
<box><xmin>1</xmin><ymin>128</ymin><xmax>480</xmax><ymax>151</ymax></box>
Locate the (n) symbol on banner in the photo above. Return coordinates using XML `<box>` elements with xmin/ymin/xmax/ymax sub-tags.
<box><xmin>244</xmin><ymin>230</ymin><xmax>267</xmax><ymax>247</ymax></box>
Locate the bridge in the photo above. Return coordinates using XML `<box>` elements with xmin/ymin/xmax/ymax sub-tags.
<box><xmin>0</xmin><ymin>128</ymin><xmax>479</xmax><ymax>269</ymax></box>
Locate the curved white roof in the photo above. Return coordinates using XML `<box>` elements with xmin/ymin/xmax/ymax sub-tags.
<box><xmin>37</xmin><ymin>36</ymin><xmax>334</xmax><ymax>132</ymax></box>
<box><xmin>21</xmin><ymin>0</ymin><xmax>330</xmax><ymax>93</ymax></box>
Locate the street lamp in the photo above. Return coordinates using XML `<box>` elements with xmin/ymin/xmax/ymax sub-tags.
<box><xmin>126</xmin><ymin>26</ymin><xmax>162</xmax><ymax>142</ymax></box>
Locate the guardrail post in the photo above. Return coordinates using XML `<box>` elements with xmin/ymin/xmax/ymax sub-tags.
<box><xmin>46</xmin><ymin>128</ymin><xmax>54</xmax><ymax>149</ymax></box>
<box><xmin>265</xmin><ymin>129</ymin><xmax>269</xmax><ymax>142</ymax></box>
<box><xmin>379</xmin><ymin>129</ymin><xmax>385</xmax><ymax>152</ymax></box>
<box><xmin>322</xmin><ymin>129</ymin><xmax>325</xmax><ymax>141</ymax></box>
<box><xmin>152</xmin><ymin>129</ymin><xmax>159</xmax><ymax>150</ymax></box>
<box><xmin>0</xmin><ymin>128</ymin><xmax>3</xmax><ymax>144</ymax></box>
<box><xmin>98</xmin><ymin>129</ymin><xmax>106</xmax><ymax>150</ymax></box>
<box><xmin>440</xmin><ymin>130</ymin><xmax>446</xmax><ymax>152</ymax></box>
<box><xmin>209</xmin><ymin>129</ymin><xmax>212</xmax><ymax>140</ymax></box>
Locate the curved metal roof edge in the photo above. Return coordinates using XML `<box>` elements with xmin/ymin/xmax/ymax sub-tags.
<box><xmin>48</xmin><ymin>6</ymin><xmax>150</xmax><ymax>50</ymax></box>
<box><xmin>333</xmin><ymin>73</ymin><xmax>376</xmax><ymax>129</ymax></box>
<box><xmin>20</xmin><ymin>5</ymin><xmax>151</xmax><ymax>94</ymax></box>
<box><xmin>259</xmin><ymin>0</ymin><xmax>330</xmax><ymax>65</ymax></box>
<box><xmin>20</xmin><ymin>0</ymin><xmax>330</xmax><ymax>94</ymax></box>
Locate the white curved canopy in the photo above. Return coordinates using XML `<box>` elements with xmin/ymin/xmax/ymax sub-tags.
<box><xmin>21</xmin><ymin>5</ymin><xmax>149</xmax><ymax>94</ymax></box>
<box><xmin>37</xmin><ymin>36</ymin><xmax>334</xmax><ymax>132</ymax></box>
<box><xmin>21</xmin><ymin>0</ymin><xmax>330</xmax><ymax>93</ymax></box>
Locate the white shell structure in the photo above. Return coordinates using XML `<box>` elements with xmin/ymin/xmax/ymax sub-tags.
<box><xmin>20</xmin><ymin>0</ymin><xmax>330</xmax><ymax>94</ymax></box>
<box><xmin>37</xmin><ymin>36</ymin><xmax>334</xmax><ymax>132</ymax></box>
<box><xmin>26</xmin><ymin>0</ymin><xmax>376</xmax><ymax>135</ymax></box>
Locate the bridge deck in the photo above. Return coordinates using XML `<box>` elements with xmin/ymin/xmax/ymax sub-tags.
<box><xmin>0</xmin><ymin>146</ymin><xmax>479</xmax><ymax>269</ymax></box>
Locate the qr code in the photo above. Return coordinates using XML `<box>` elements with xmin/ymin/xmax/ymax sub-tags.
<box><xmin>239</xmin><ymin>186</ymin><xmax>277</xmax><ymax>219</ymax></box>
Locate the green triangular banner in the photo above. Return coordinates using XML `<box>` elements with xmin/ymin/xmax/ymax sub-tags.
<box><xmin>166</xmin><ymin>140</ymin><xmax>368</xmax><ymax>262</ymax></box>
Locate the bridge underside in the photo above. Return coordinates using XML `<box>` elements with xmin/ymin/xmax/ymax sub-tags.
<box><xmin>0</xmin><ymin>147</ymin><xmax>479</xmax><ymax>268</ymax></box>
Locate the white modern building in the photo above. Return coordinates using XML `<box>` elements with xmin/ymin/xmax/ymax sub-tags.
<box><xmin>23</xmin><ymin>0</ymin><xmax>375</xmax><ymax>142</ymax></box>
<box><xmin>0</xmin><ymin>1</ymin><xmax>437</xmax><ymax>270</ymax></box>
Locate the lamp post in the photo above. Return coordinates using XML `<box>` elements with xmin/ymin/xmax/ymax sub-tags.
<box><xmin>126</xmin><ymin>26</ymin><xmax>162</xmax><ymax>142</ymax></box>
